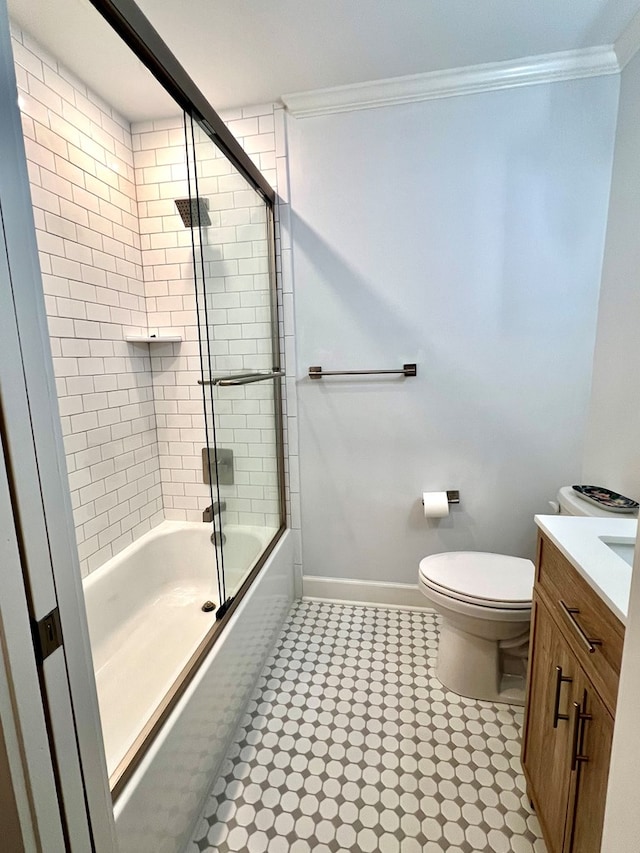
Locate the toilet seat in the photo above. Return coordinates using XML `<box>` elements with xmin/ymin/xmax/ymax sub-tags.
<box><xmin>419</xmin><ymin>551</ymin><xmax>534</xmax><ymax>610</ymax></box>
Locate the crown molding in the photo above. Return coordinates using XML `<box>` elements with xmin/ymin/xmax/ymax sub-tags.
<box><xmin>615</xmin><ymin>9</ymin><xmax>640</xmax><ymax>69</ymax></box>
<box><xmin>282</xmin><ymin>46</ymin><xmax>620</xmax><ymax>119</ymax></box>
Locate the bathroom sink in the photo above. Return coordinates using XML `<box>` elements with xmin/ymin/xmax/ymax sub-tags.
<box><xmin>600</xmin><ymin>537</ymin><xmax>636</xmax><ymax>568</ymax></box>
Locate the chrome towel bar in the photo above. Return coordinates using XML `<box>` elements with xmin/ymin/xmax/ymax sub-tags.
<box><xmin>199</xmin><ymin>369</ymin><xmax>284</xmax><ymax>387</ymax></box>
<box><xmin>309</xmin><ymin>363</ymin><xmax>417</xmax><ymax>380</ymax></box>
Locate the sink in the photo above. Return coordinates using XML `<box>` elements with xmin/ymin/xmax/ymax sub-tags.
<box><xmin>600</xmin><ymin>537</ymin><xmax>635</xmax><ymax>568</ymax></box>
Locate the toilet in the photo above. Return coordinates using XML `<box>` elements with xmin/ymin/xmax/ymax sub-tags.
<box><xmin>418</xmin><ymin>485</ymin><xmax>634</xmax><ymax>705</ymax></box>
<box><xmin>419</xmin><ymin>551</ymin><xmax>534</xmax><ymax>705</ymax></box>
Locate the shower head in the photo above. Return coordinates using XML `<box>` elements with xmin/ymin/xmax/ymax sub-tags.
<box><xmin>174</xmin><ymin>197</ymin><xmax>211</xmax><ymax>228</ymax></box>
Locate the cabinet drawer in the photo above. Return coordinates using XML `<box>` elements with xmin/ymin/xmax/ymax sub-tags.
<box><xmin>536</xmin><ymin>534</ymin><xmax>624</xmax><ymax>714</ymax></box>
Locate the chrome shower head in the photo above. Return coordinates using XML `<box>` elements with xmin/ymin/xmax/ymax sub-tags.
<box><xmin>174</xmin><ymin>197</ymin><xmax>211</xmax><ymax>228</ymax></box>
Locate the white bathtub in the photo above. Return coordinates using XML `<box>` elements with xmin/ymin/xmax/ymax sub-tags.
<box><xmin>83</xmin><ymin>520</ymin><xmax>277</xmax><ymax>778</ymax></box>
<box><xmin>112</xmin><ymin>529</ymin><xmax>295</xmax><ymax>853</ymax></box>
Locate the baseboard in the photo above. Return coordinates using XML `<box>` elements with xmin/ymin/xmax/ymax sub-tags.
<box><xmin>302</xmin><ymin>575</ymin><xmax>433</xmax><ymax>611</ymax></box>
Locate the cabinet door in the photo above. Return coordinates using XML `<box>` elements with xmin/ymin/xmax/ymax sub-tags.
<box><xmin>566</xmin><ymin>674</ymin><xmax>614</xmax><ymax>853</ymax></box>
<box><xmin>523</xmin><ymin>595</ymin><xmax>576</xmax><ymax>853</ymax></box>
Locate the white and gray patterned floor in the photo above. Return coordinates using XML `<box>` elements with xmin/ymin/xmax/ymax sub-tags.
<box><xmin>187</xmin><ymin>601</ymin><xmax>546</xmax><ymax>853</ymax></box>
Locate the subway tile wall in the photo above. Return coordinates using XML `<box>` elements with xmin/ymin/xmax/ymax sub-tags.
<box><xmin>12</xmin><ymin>25</ymin><xmax>163</xmax><ymax>577</ymax></box>
<box><xmin>12</xmin><ymin>26</ymin><xmax>302</xmax><ymax>582</ymax></box>
<box><xmin>132</xmin><ymin>115</ymin><xmax>281</xmax><ymax>530</ymax></box>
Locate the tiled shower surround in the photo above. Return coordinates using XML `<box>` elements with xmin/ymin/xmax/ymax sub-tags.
<box><xmin>133</xmin><ymin>117</ymin><xmax>280</xmax><ymax>529</ymax></box>
<box><xmin>12</xmin><ymin>25</ymin><xmax>162</xmax><ymax>576</ymax></box>
<box><xmin>12</xmin><ymin>25</ymin><xmax>301</xmax><ymax>578</ymax></box>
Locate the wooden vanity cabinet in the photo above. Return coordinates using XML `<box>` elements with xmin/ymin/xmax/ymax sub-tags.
<box><xmin>522</xmin><ymin>534</ymin><xmax>624</xmax><ymax>853</ymax></box>
<box><xmin>524</xmin><ymin>595</ymin><xmax>577</xmax><ymax>852</ymax></box>
<box><xmin>566</xmin><ymin>670</ymin><xmax>614</xmax><ymax>853</ymax></box>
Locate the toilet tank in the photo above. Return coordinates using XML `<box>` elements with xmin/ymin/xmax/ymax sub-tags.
<box><xmin>557</xmin><ymin>486</ymin><xmax>638</xmax><ymax>518</ymax></box>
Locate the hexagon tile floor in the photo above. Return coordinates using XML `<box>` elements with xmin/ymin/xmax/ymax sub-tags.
<box><xmin>187</xmin><ymin>600</ymin><xmax>547</xmax><ymax>853</ymax></box>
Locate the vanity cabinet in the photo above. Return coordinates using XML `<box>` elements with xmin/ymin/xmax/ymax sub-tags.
<box><xmin>522</xmin><ymin>534</ymin><xmax>624</xmax><ymax>853</ymax></box>
<box><xmin>567</xmin><ymin>672</ymin><xmax>614</xmax><ymax>853</ymax></box>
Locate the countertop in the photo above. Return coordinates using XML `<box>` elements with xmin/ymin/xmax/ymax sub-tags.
<box><xmin>534</xmin><ymin>514</ymin><xmax>637</xmax><ymax>624</ymax></box>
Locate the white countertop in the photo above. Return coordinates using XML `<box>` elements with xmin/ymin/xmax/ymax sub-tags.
<box><xmin>534</xmin><ymin>514</ymin><xmax>637</xmax><ymax>624</ymax></box>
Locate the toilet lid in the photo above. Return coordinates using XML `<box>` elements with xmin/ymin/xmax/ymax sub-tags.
<box><xmin>419</xmin><ymin>552</ymin><xmax>534</xmax><ymax>608</ymax></box>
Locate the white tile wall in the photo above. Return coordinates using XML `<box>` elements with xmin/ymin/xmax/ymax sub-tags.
<box><xmin>12</xmin><ymin>26</ymin><xmax>163</xmax><ymax>578</ymax></box>
<box><xmin>132</xmin><ymin>108</ymin><xmax>302</xmax><ymax>571</ymax></box>
<box><xmin>12</xmin><ymin>27</ymin><xmax>301</xmax><ymax>581</ymax></box>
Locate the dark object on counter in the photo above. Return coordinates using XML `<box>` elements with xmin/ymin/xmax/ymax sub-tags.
<box><xmin>572</xmin><ymin>484</ymin><xmax>639</xmax><ymax>513</ymax></box>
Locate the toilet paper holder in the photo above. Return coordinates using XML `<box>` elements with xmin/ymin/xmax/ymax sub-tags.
<box><xmin>422</xmin><ymin>490</ymin><xmax>460</xmax><ymax>506</ymax></box>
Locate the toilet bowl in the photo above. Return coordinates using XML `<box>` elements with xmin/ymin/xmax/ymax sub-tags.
<box><xmin>419</xmin><ymin>551</ymin><xmax>534</xmax><ymax>705</ymax></box>
<box><xmin>418</xmin><ymin>485</ymin><xmax>635</xmax><ymax>705</ymax></box>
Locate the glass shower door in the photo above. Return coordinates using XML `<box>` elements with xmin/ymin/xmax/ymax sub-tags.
<box><xmin>185</xmin><ymin>115</ymin><xmax>284</xmax><ymax>606</ymax></box>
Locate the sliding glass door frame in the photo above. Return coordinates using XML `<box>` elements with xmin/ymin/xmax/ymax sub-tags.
<box><xmin>87</xmin><ymin>0</ymin><xmax>287</xmax><ymax>543</ymax></box>
<box><xmin>267</xmin><ymin>203</ymin><xmax>289</xmax><ymax>536</ymax></box>
<box><xmin>88</xmin><ymin>0</ymin><xmax>275</xmax><ymax>205</ymax></box>
<box><xmin>185</xmin><ymin>112</ymin><xmax>288</xmax><ymax>611</ymax></box>
<box><xmin>80</xmin><ymin>0</ymin><xmax>288</xmax><ymax>797</ymax></box>
<box><xmin>89</xmin><ymin>1</ymin><xmax>287</xmax><ymax>531</ymax></box>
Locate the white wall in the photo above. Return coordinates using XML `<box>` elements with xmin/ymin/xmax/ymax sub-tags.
<box><xmin>598</xmin><ymin>47</ymin><xmax>640</xmax><ymax>851</ymax></box>
<box><xmin>288</xmin><ymin>77</ymin><xmax>619</xmax><ymax>586</ymax></box>
<box><xmin>583</xmin><ymin>53</ymin><xmax>640</xmax><ymax>501</ymax></box>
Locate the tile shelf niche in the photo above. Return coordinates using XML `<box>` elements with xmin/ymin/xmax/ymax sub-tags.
<box><xmin>124</xmin><ymin>334</ymin><xmax>183</xmax><ymax>343</ymax></box>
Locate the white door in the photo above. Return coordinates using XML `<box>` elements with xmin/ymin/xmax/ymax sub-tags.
<box><xmin>0</xmin><ymin>248</ymin><xmax>67</xmax><ymax>852</ymax></box>
<box><xmin>0</xmin><ymin>4</ymin><xmax>117</xmax><ymax>850</ymax></box>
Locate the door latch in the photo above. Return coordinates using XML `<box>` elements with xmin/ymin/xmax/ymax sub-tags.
<box><xmin>32</xmin><ymin>607</ymin><xmax>63</xmax><ymax>663</ymax></box>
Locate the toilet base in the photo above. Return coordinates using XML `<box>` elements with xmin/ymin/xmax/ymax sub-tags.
<box><xmin>436</xmin><ymin>620</ymin><xmax>527</xmax><ymax>706</ymax></box>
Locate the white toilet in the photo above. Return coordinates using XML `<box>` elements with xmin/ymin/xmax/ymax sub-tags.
<box><xmin>418</xmin><ymin>486</ymin><xmax>635</xmax><ymax>705</ymax></box>
<box><xmin>419</xmin><ymin>551</ymin><xmax>534</xmax><ymax>705</ymax></box>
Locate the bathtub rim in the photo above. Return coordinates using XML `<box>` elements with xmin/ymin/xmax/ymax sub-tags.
<box><xmin>109</xmin><ymin>520</ymin><xmax>286</xmax><ymax>800</ymax></box>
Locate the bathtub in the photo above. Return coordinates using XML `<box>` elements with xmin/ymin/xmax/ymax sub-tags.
<box><xmin>110</xmin><ymin>527</ymin><xmax>294</xmax><ymax>853</ymax></box>
<box><xmin>83</xmin><ymin>520</ymin><xmax>278</xmax><ymax>780</ymax></box>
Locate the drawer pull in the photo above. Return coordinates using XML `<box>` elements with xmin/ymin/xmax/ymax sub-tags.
<box><xmin>552</xmin><ymin>665</ymin><xmax>572</xmax><ymax>727</ymax></box>
<box><xmin>570</xmin><ymin>700</ymin><xmax>592</xmax><ymax>771</ymax></box>
<box><xmin>560</xmin><ymin>601</ymin><xmax>603</xmax><ymax>654</ymax></box>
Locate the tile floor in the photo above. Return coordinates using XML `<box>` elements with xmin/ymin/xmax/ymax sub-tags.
<box><xmin>188</xmin><ymin>601</ymin><xmax>546</xmax><ymax>853</ymax></box>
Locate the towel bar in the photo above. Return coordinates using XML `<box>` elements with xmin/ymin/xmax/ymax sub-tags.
<box><xmin>308</xmin><ymin>363</ymin><xmax>417</xmax><ymax>379</ymax></box>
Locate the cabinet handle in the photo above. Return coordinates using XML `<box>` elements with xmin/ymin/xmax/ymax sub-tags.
<box><xmin>570</xmin><ymin>700</ymin><xmax>592</xmax><ymax>771</ymax></box>
<box><xmin>552</xmin><ymin>665</ymin><xmax>572</xmax><ymax>727</ymax></box>
<box><xmin>559</xmin><ymin>601</ymin><xmax>603</xmax><ymax>654</ymax></box>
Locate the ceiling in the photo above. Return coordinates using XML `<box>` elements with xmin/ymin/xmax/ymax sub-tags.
<box><xmin>8</xmin><ymin>0</ymin><xmax>640</xmax><ymax>121</ymax></box>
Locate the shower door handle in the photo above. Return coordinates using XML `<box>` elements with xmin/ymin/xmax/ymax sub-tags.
<box><xmin>218</xmin><ymin>369</ymin><xmax>284</xmax><ymax>386</ymax></box>
<box><xmin>199</xmin><ymin>369</ymin><xmax>284</xmax><ymax>387</ymax></box>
